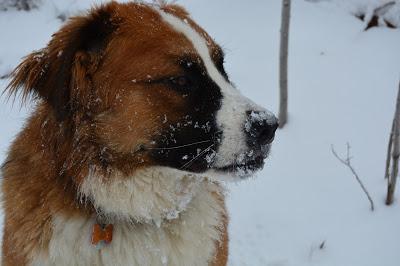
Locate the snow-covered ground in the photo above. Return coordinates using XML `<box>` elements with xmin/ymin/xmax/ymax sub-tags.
<box><xmin>1</xmin><ymin>1</ymin><xmax>400</xmax><ymax>265</ymax></box>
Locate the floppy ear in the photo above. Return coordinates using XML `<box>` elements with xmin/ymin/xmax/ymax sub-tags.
<box><xmin>5</xmin><ymin>3</ymin><xmax>119</xmax><ymax>121</ymax></box>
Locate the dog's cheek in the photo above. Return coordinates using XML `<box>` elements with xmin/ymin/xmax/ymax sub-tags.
<box><xmin>94</xmin><ymin>108</ymin><xmax>145</xmax><ymax>155</ymax></box>
<box><xmin>94</xmin><ymin>110</ymin><xmax>155</xmax><ymax>155</ymax></box>
<box><xmin>92</xmin><ymin>90</ymin><xmax>179</xmax><ymax>155</ymax></box>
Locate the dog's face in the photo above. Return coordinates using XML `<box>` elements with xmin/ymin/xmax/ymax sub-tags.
<box><xmin>8</xmin><ymin>2</ymin><xmax>277</xmax><ymax>179</ymax></box>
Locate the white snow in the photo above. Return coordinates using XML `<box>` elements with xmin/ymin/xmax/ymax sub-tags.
<box><xmin>1</xmin><ymin>0</ymin><xmax>400</xmax><ymax>265</ymax></box>
<box><xmin>323</xmin><ymin>0</ymin><xmax>400</xmax><ymax>27</ymax></box>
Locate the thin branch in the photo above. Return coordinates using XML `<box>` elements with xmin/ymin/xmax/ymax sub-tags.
<box><xmin>331</xmin><ymin>144</ymin><xmax>375</xmax><ymax>211</ymax></box>
<box><xmin>386</xmin><ymin>81</ymin><xmax>400</xmax><ymax>205</ymax></box>
<box><xmin>374</xmin><ymin>1</ymin><xmax>396</xmax><ymax>17</ymax></box>
<box><xmin>385</xmin><ymin>121</ymin><xmax>394</xmax><ymax>179</ymax></box>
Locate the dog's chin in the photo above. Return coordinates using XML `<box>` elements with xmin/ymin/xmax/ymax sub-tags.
<box><xmin>211</xmin><ymin>145</ymin><xmax>271</xmax><ymax>180</ymax></box>
<box><xmin>213</xmin><ymin>156</ymin><xmax>265</xmax><ymax>178</ymax></box>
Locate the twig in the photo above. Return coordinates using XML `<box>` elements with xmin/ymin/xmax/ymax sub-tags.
<box><xmin>385</xmin><ymin>121</ymin><xmax>394</xmax><ymax>179</ymax></box>
<box><xmin>331</xmin><ymin>143</ymin><xmax>375</xmax><ymax>211</ymax></box>
<box><xmin>386</xmin><ymin>81</ymin><xmax>400</xmax><ymax>205</ymax></box>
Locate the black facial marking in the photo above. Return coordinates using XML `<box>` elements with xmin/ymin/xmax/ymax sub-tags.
<box><xmin>213</xmin><ymin>47</ymin><xmax>228</xmax><ymax>80</ymax></box>
<box><xmin>149</xmin><ymin>58</ymin><xmax>223</xmax><ymax>172</ymax></box>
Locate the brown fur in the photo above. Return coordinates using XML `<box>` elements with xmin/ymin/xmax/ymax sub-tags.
<box><xmin>211</xmin><ymin>193</ymin><xmax>229</xmax><ymax>266</ymax></box>
<box><xmin>212</xmin><ymin>220</ymin><xmax>229</xmax><ymax>266</ymax></box>
<box><xmin>2</xmin><ymin>2</ymin><xmax>228</xmax><ymax>265</ymax></box>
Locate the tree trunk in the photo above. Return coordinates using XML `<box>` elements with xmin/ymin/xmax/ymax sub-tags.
<box><xmin>386</xmin><ymin>81</ymin><xmax>400</xmax><ymax>205</ymax></box>
<box><xmin>278</xmin><ymin>0</ymin><xmax>291</xmax><ymax>128</ymax></box>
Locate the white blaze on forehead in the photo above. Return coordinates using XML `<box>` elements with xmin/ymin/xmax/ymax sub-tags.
<box><xmin>157</xmin><ymin>10</ymin><xmax>231</xmax><ymax>95</ymax></box>
<box><xmin>157</xmin><ymin>9</ymin><xmax>275</xmax><ymax>168</ymax></box>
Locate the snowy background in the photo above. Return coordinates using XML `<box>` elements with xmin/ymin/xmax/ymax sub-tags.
<box><xmin>1</xmin><ymin>0</ymin><xmax>400</xmax><ymax>265</ymax></box>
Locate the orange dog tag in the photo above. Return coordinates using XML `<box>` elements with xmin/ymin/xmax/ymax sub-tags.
<box><xmin>92</xmin><ymin>223</ymin><xmax>113</xmax><ymax>248</ymax></box>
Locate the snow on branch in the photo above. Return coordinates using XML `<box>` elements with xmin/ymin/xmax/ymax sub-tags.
<box><xmin>374</xmin><ymin>1</ymin><xmax>396</xmax><ymax>17</ymax></box>
<box><xmin>331</xmin><ymin>143</ymin><xmax>375</xmax><ymax>211</ymax></box>
<box><xmin>356</xmin><ymin>1</ymin><xmax>397</xmax><ymax>30</ymax></box>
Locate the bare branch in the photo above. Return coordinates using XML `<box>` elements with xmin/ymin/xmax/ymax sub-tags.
<box><xmin>374</xmin><ymin>1</ymin><xmax>396</xmax><ymax>17</ymax></box>
<box><xmin>386</xmin><ymin>80</ymin><xmax>400</xmax><ymax>205</ymax></box>
<box><xmin>331</xmin><ymin>144</ymin><xmax>375</xmax><ymax>211</ymax></box>
<box><xmin>385</xmin><ymin>121</ymin><xmax>394</xmax><ymax>179</ymax></box>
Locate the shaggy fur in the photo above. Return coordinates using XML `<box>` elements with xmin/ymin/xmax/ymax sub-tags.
<box><xmin>1</xmin><ymin>2</ymin><xmax>231</xmax><ymax>265</ymax></box>
<box><xmin>1</xmin><ymin>1</ymin><xmax>277</xmax><ymax>265</ymax></box>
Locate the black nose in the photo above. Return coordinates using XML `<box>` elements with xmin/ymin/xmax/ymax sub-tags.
<box><xmin>245</xmin><ymin>111</ymin><xmax>278</xmax><ymax>147</ymax></box>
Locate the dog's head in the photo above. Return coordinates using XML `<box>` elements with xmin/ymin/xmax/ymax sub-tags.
<box><xmin>7</xmin><ymin>2</ymin><xmax>277</xmax><ymax>180</ymax></box>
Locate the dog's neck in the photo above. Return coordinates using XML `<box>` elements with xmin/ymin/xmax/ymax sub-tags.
<box><xmin>79</xmin><ymin>166</ymin><xmax>222</xmax><ymax>226</ymax></box>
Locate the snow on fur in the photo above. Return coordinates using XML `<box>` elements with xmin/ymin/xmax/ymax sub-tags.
<box><xmin>1</xmin><ymin>0</ymin><xmax>400</xmax><ymax>265</ymax></box>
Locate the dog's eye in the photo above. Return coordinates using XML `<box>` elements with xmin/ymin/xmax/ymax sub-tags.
<box><xmin>168</xmin><ymin>76</ymin><xmax>192</xmax><ymax>91</ymax></box>
<box><xmin>172</xmin><ymin>76</ymin><xmax>189</xmax><ymax>86</ymax></box>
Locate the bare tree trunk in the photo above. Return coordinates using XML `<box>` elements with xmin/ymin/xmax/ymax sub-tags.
<box><xmin>386</xmin><ymin>81</ymin><xmax>400</xmax><ymax>205</ymax></box>
<box><xmin>278</xmin><ymin>0</ymin><xmax>291</xmax><ymax>128</ymax></box>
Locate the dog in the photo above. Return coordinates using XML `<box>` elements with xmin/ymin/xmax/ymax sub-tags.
<box><xmin>1</xmin><ymin>2</ymin><xmax>278</xmax><ymax>265</ymax></box>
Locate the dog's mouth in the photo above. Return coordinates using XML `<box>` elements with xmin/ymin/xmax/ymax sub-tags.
<box><xmin>213</xmin><ymin>146</ymin><xmax>270</xmax><ymax>178</ymax></box>
<box><xmin>215</xmin><ymin>156</ymin><xmax>265</xmax><ymax>172</ymax></box>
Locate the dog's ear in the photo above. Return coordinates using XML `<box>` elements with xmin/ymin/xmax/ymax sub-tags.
<box><xmin>5</xmin><ymin>3</ymin><xmax>119</xmax><ymax>121</ymax></box>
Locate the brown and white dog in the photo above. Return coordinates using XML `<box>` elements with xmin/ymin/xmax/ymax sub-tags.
<box><xmin>1</xmin><ymin>1</ymin><xmax>278</xmax><ymax>265</ymax></box>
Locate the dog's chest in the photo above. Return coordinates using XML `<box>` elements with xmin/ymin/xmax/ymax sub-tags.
<box><xmin>31</xmin><ymin>186</ymin><xmax>224</xmax><ymax>266</ymax></box>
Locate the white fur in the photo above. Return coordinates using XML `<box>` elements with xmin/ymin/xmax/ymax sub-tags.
<box><xmin>31</xmin><ymin>167</ymin><xmax>225</xmax><ymax>266</ymax></box>
<box><xmin>157</xmin><ymin>9</ymin><xmax>276</xmax><ymax>168</ymax></box>
<box><xmin>79</xmin><ymin>166</ymin><xmax>205</xmax><ymax>224</ymax></box>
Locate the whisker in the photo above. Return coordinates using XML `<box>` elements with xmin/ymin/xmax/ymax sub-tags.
<box><xmin>145</xmin><ymin>139</ymin><xmax>212</xmax><ymax>151</ymax></box>
<box><xmin>180</xmin><ymin>144</ymin><xmax>215</xmax><ymax>170</ymax></box>
<box><xmin>211</xmin><ymin>148</ymin><xmax>226</xmax><ymax>160</ymax></box>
